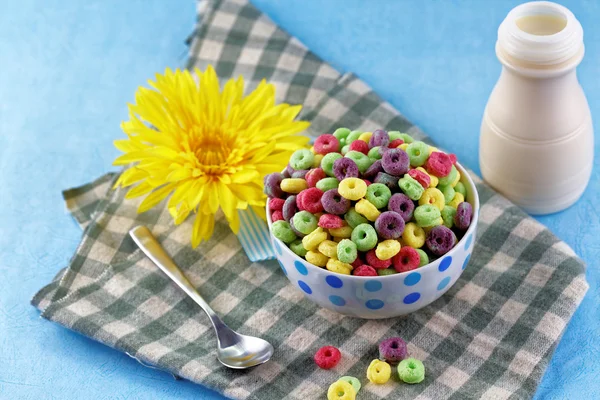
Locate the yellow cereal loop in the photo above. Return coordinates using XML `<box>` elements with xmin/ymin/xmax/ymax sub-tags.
<box><xmin>310</xmin><ymin>146</ymin><xmax>315</xmax><ymax>153</ymax></box>
<box><xmin>302</xmin><ymin>227</ymin><xmax>328</xmax><ymax>251</ymax></box>
<box><xmin>329</xmin><ymin>225</ymin><xmax>353</xmax><ymax>238</ymax></box>
<box><xmin>366</xmin><ymin>359</ymin><xmax>391</xmax><ymax>384</ymax></box>
<box><xmin>419</xmin><ymin>188</ymin><xmax>445</xmax><ymax>210</ymax></box>
<box><xmin>451</xmin><ymin>170</ymin><xmax>461</xmax><ymax>187</ymax></box>
<box><xmin>402</xmin><ymin>222</ymin><xmax>426</xmax><ymax>248</ymax></box>
<box><xmin>338</xmin><ymin>178</ymin><xmax>368</xmax><ymax>201</ymax></box>
<box><xmin>305</xmin><ymin>250</ymin><xmax>329</xmax><ymax>267</ymax></box>
<box><xmin>355</xmin><ymin>198</ymin><xmax>381</xmax><ymax>222</ymax></box>
<box><xmin>358</xmin><ymin>131</ymin><xmax>372</xmax><ymax>143</ymax></box>
<box><xmin>327</xmin><ymin>380</ymin><xmax>356</xmax><ymax>400</ymax></box>
<box><xmin>318</xmin><ymin>240</ymin><xmax>339</xmax><ymax>258</ymax></box>
<box><xmin>448</xmin><ymin>192</ymin><xmax>465</xmax><ymax>209</ymax></box>
<box><xmin>313</xmin><ymin>153</ymin><xmax>324</xmax><ymax>168</ymax></box>
<box><xmin>399</xmin><ymin>143</ymin><xmax>409</xmax><ymax>151</ymax></box>
<box><xmin>375</xmin><ymin>240</ymin><xmax>401</xmax><ymax>260</ymax></box>
<box><xmin>326</xmin><ymin>258</ymin><xmax>353</xmax><ymax>275</ymax></box>
<box><xmin>428</xmin><ymin>146</ymin><xmax>439</xmax><ymax>155</ymax></box>
<box><xmin>280</xmin><ymin>178</ymin><xmax>307</xmax><ymax>194</ymax></box>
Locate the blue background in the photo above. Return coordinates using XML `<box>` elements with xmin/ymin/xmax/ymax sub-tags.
<box><xmin>1</xmin><ymin>0</ymin><xmax>598</xmax><ymax>398</ymax></box>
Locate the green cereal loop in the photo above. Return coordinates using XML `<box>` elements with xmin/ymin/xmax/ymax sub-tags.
<box><xmin>351</xmin><ymin>223</ymin><xmax>378</xmax><ymax>251</ymax></box>
<box><xmin>341</xmin><ymin>144</ymin><xmax>350</xmax><ymax>155</ymax></box>
<box><xmin>365</xmin><ymin>183</ymin><xmax>392</xmax><ymax>209</ymax></box>
<box><xmin>438</xmin><ymin>165</ymin><xmax>458</xmax><ymax>186</ymax></box>
<box><xmin>378</xmin><ymin>268</ymin><xmax>397</xmax><ymax>276</ymax></box>
<box><xmin>290</xmin><ymin>239</ymin><xmax>308</xmax><ymax>257</ymax></box>
<box><xmin>441</xmin><ymin>206</ymin><xmax>456</xmax><ymax>229</ymax></box>
<box><xmin>292</xmin><ymin>211</ymin><xmax>318</xmax><ymax>235</ymax></box>
<box><xmin>271</xmin><ymin>220</ymin><xmax>297</xmax><ymax>244</ymax></box>
<box><xmin>414</xmin><ymin>204</ymin><xmax>442</xmax><ymax>227</ymax></box>
<box><xmin>321</xmin><ymin>152</ymin><xmax>343</xmax><ymax>177</ymax></box>
<box><xmin>388</xmin><ymin>131</ymin><xmax>403</xmax><ymax>141</ymax></box>
<box><xmin>399</xmin><ymin>174</ymin><xmax>425</xmax><ymax>200</ymax></box>
<box><xmin>438</xmin><ymin>184</ymin><xmax>456</xmax><ymax>204</ymax></box>
<box><xmin>289</xmin><ymin>149</ymin><xmax>314</xmax><ymax>170</ymax></box>
<box><xmin>337</xmin><ymin>239</ymin><xmax>358</xmax><ymax>263</ymax></box>
<box><xmin>398</xmin><ymin>133</ymin><xmax>414</xmax><ymax>143</ymax></box>
<box><xmin>454</xmin><ymin>181</ymin><xmax>467</xmax><ymax>198</ymax></box>
<box><xmin>333</xmin><ymin>127</ymin><xmax>351</xmax><ymax>147</ymax></box>
<box><xmin>368</xmin><ymin>146</ymin><xmax>382</xmax><ymax>160</ymax></box>
<box><xmin>344</xmin><ymin>207</ymin><xmax>369</xmax><ymax>229</ymax></box>
<box><xmin>415</xmin><ymin>249</ymin><xmax>429</xmax><ymax>267</ymax></box>
<box><xmin>345</xmin><ymin>150</ymin><xmax>374</xmax><ymax>174</ymax></box>
<box><xmin>406</xmin><ymin>141</ymin><xmax>429</xmax><ymax>167</ymax></box>
<box><xmin>338</xmin><ymin>376</ymin><xmax>361</xmax><ymax>394</ymax></box>
<box><xmin>397</xmin><ymin>358</ymin><xmax>425</xmax><ymax>384</ymax></box>
<box><xmin>346</xmin><ymin>130</ymin><xmax>363</xmax><ymax>143</ymax></box>
<box><xmin>316</xmin><ymin>177</ymin><xmax>340</xmax><ymax>192</ymax></box>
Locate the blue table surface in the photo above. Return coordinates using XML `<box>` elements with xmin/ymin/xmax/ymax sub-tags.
<box><xmin>1</xmin><ymin>0</ymin><xmax>598</xmax><ymax>398</ymax></box>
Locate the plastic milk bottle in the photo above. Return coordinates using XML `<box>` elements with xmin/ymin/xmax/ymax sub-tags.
<box><xmin>480</xmin><ymin>1</ymin><xmax>594</xmax><ymax>214</ymax></box>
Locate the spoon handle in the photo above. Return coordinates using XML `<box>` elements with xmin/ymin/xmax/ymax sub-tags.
<box><xmin>129</xmin><ymin>225</ymin><xmax>225</xmax><ymax>330</ymax></box>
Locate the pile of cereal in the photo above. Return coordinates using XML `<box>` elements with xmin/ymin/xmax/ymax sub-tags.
<box><xmin>317</xmin><ymin>336</ymin><xmax>426</xmax><ymax>399</ymax></box>
<box><xmin>266</xmin><ymin>128</ymin><xmax>473</xmax><ymax>276</ymax></box>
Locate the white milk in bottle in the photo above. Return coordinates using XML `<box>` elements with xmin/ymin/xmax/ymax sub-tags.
<box><xmin>480</xmin><ymin>1</ymin><xmax>594</xmax><ymax>214</ymax></box>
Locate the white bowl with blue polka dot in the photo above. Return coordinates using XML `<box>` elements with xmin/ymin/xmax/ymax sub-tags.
<box><xmin>267</xmin><ymin>162</ymin><xmax>479</xmax><ymax>319</ymax></box>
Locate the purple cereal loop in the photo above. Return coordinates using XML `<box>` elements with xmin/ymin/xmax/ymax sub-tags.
<box><xmin>374</xmin><ymin>172</ymin><xmax>399</xmax><ymax>191</ymax></box>
<box><xmin>291</xmin><ymin>169</ymin><xmax>309</xmax><ymax>179</ymax></box>
<box><xmin>388</xmin><ymin>193</ymin><xmax>415</xmax><ymax>222</ymax></box>
<box><xmin>454</xmin><ymin>202</ymin><xmax>473</xmax><ymax>230</ymax></box>
<box><xmin>321</xmin><ymin>189</ymin><xmax>351</xmax><ymax>215</ymax></box>
<box><xmin>382</xmin><ymin>148</ymin><xmax>410</xmax><ymax>176</ymax></box>
<box><xmin>379</xmin><ymin>337</ymin><xmax>408</xmax><ymax>364</ymax></box>
<box><xmin>333</xmin><ymin>157</ymin><xmax>360</xmax><ymax>181</ymax></box>
<box><xmin>282</xmin><ymin>195</ymin><xmax>298</xmax><ymax>222</ymax></box>
<box><xmin>364</xmin><ymin>159</ymin><xmax>384</xmax><ymax>181</ymax></box>
<box><xmin>369</xmin><ymin>129</ymin><xmax>390</xmax><ymax>148</ymax></box>
<box><xmin>285</xmin><ymin>164</ymin><xmax>295</xmax><ymax>177</ymax></box>
<box><xmin>426</xmin><ymin>225</ymin><xmax>456</xmax><ymax>256</ymax></box>
<box><xmin>264</xmin><ymin>173</ymin><xmax>285</xmax><ymax>198</ymax></box>
<box><xmin>374</xmin><ymin>211</ymin><xmax>405</xmax><ymax>239</ymax></box>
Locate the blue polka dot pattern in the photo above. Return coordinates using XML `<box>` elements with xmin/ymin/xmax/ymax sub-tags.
<box><xmin>295</xmin><ymin>261</ymin><xmax>308</xmax><ymax>275</ymax></box>
<box><xmin>403</xmin><ymin>292</ymin><xmax>421</xmax><ymax>304</ymax></box>
<box><xmin>329</xmin><ymin>295</ymin><xmax>346</xmax><ymax>306</ymax></box>
<box><xmin>326</xmin><ymin>275</ymin><xmax>343</xmax><ymax>289</ymax></box>
<box><xmin>298</xmin><ymin>280</ymin><xmax>312</xmax><ymax>294</ymax></box>
<box><xmin>277</xmin><ymin>260</ymin><xmax>287</xmax><ymax>276</ymax></box>
<box><xmin>462</xmin><ymin>254</ymin><xmax>471</xmax><ymax>270</ymax></box>
<box><xmin>273</xmin><ymin>240</ymin><xmax>282</xmax><ymax>255</ymax></box>
<box><xmin>464</xmin><ymin>234</ymin><xmax>473</xmax><ymax>251</ymax></box>
<box><xmin>438</xmin><ymin>256</ymin><xmax>452</xmax><ymax>272</ymax></box>
<box><xmin>365</xmin><ymin>299</ymin><xmax>384</xmax><ymax>310</ymax></box>
<box><xmin>364</xmin><ymin>280</ymin><xmax>382</xmax><ymax>292</ymax></box>
<box><xmin>404</xmin><ymin>272</ymin><xmax>421</xmax><ymax>286</ymax></box>
<box><xmin>437</xmin><ymin>276</ymin><xmax>451</xmax><ymax>291</ymax></box>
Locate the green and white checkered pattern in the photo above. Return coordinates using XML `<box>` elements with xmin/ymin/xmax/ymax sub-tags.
<box><xmin>32</xmin><ymin>0</ymin><xmax>588</xmax><ymax>398</ymax></box>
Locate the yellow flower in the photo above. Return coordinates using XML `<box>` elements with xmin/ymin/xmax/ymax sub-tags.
<box><xmin>113</xmin><ymin>67</ymin><xmax>310</xmax><ymax>247</ymax></box>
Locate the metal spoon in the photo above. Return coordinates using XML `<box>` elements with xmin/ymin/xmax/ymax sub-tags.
<box><xmin>129</xmin><ymin>225</ymin><xmax>274</xmax><ymax>369</ymax></box>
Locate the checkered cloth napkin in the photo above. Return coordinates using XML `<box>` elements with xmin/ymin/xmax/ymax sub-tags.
<box><xmin>32</xmin><ymin>0</ymin><xmax>589</xmax><ymax>398</ymax></box>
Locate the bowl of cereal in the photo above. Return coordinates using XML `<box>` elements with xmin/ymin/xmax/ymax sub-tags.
<box><xmin>265</xmin><ymin>129</ymin><xmax>479</xmax><ymax>319</ymax></box>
